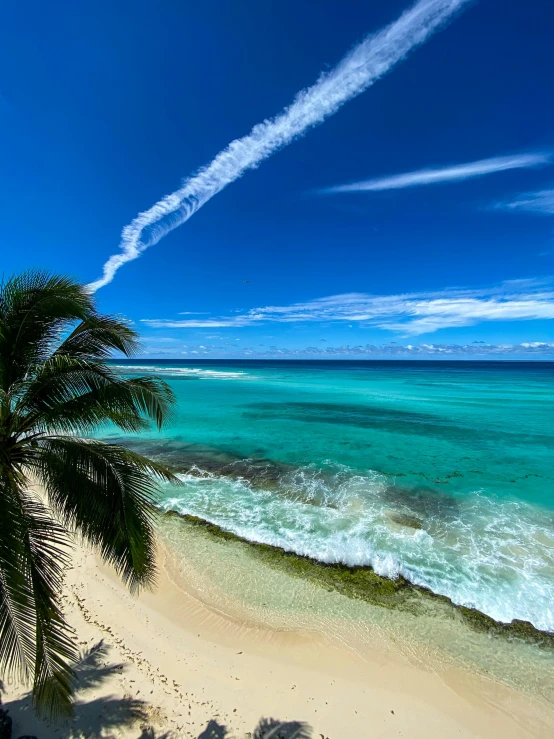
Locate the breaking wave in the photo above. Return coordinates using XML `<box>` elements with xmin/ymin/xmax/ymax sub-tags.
<box><xmin>111</xmin><ymin>364</ymin><xmax>251</xmax><ymax>380</ymax></box>
<box><xmin>157</xmin><ymin>460</ymin><xmax>554</xmax><ymax>632</ymax></box>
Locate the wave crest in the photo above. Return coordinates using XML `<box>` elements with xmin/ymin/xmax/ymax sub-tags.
<box><xmin>157</xmin><ymin>460</ymin><xmax>554</xmax><ymax>632</ymax></box>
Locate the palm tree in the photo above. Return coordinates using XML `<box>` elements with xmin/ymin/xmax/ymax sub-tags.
<box><xmin>0</xmin><ymin>270</ymin><xmax>178</xmax><ymax>719</ymax></box>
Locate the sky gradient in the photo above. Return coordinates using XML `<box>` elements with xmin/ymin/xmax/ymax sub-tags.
<box><xmin>1</xmin><ymin>0</ymin><xmax>553</xmax><ymax>358</ymax></box>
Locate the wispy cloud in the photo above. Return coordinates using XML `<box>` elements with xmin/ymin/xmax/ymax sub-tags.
<box><xmin>88</xmin><ymin>0</ymin><xmax>472</xmax><ymax>291</ymax></box>
<box><xmin>497</xmin><ymin>189</ymin><xmax>554</xmax><ymax>216</ymax></box>
<box><xmin>254</xmin><ymin>341</ymin><xmax>554</xmax><ymax>357</ymax></box>
<box><xmin>141</xmin><ymin>278</ymin><xmax>554</xmax><ymax>336</ymax></box>
<box><xmin>141</xmin><ymin>316</ymin><xmax>256</xmax><ymax>329</ymax></box>
<box><xmin>318</xmin><ymin>153</ymin><xmax>551</xmax><ymax>194</ymax></box>
<box><xmin>138</xmin><ymin>340</ymin><xmax>554</xmax><ymax>358</ymax></box>
<box><xmin>143</xmin><ymin>337</ymin><xmax>178</xmax><ymax>343</ymax></box>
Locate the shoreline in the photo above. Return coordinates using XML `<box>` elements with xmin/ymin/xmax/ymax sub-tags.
<box><xmin>6</xmin><ymin>508</ymin><xmax>554</xmax><ymax>738</ymax></box>
<box><xmin>174</xmin><ymin>511</ymin><xmax>554</xmax><ymax>644</ymax></box>
<box><xmin>117</xmin><ymin>428</ymin><xmax>554</xmax><ymax>635</ymax></box>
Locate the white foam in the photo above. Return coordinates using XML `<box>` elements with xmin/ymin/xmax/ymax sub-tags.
<box><xmin>158</xmin><ymin>464</ymin><xmax>554</xmax><ymax>632</ymax></box>
<box><xmin>112</xmin><ymin>364</ymin><xmax>251</xmax><ymax>380</ymax></box>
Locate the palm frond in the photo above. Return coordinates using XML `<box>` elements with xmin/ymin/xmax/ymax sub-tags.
<box><xmin>112</xmin><ymin>376</ymin><xmax>176</xmax><ymax>430</ymax></box>
<box><xmin>16</xmin><ymin>357</ymin><xmax>174</xmax><ymax>435</ymax></box>
<box><xmin>22</xmin><ymin>494</ymin><xmax>76</xmax><ymax>717</ymax></box>
<box><xmin>32</xmin><ymin>438</ymin><xmax>179</xmax><ymax>592</ymax></box>
<box><xmin>0</xmin><ymin>270</ymin><xmax>93</xmax><ymax>390</ymax></box>
<box><xmin>0</xmin><ymin>477</ymin><xmax>76</xmax><ymax>717</ymax></box>
<box><xmin>54</xmin><ymin>314</ymin><xmax>139</xmax><ymax>360</ymax></box>
<box><xmin>0</xmin><ymin>270</ymin><xmax>179</xmax><ymax>720</ymax></box>
<box><xmin>14</xmin><ymin>355</ymin><xmax>115</xmax><ymax>413</ymax></box>
<box><xmin>0</xmin><ymin>476</ymin><xmax>37</xmax><ymax>683</ymax></box>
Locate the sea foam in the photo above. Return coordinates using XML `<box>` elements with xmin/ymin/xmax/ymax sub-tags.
<box><xmin>112</xmin><ymin>364</ymin><xmax>250</xmax><ymax>380</ymax></box>
<box><xmin>158</xmin><ymin>462</ymin><xmax>554</xmax><ymax>632</ymax></box>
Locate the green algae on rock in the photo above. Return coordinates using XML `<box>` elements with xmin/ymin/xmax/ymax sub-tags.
<box><xmin>167</xmin><ymin>511</ymin><xmax>554</xmax><ymax>649</ymax></box>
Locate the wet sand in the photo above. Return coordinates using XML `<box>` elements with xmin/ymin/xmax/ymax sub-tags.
<box><xmin>5</xmin><ymin>513</ymin><xmax>554</xmax><ymax>738</ymax></box>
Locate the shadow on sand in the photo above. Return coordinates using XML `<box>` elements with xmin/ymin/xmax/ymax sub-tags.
<box><xmin>197</xmin><ymin>717</ymin><xmax>312</xmax><ymax>738</ymax></box>
<box><xmin>3</xmin><ymin>641</ymin><xmax>313</xmax><ymax>739</ymax></box>
<box><xmin>3</xmin><ymin>641</ymin><xmax>151</xmax><ymax>738</ymax></box>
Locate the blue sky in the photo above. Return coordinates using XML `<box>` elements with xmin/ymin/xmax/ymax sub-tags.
<box><xmin>1</xmin><ymin>0</ymin><xmax>554</xmax><ymax>358</ymax></box>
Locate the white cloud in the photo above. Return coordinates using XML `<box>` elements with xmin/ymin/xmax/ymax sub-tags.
<box><xmin>141</xmin><ymin>336</ymin><xmax>178</xmax><ymax>343</ymax></box>
<box><xmin>140</xmin><ymin>278</ymin><xmax>554</xmax><ymax>336</ymax></box>
<box><xmin>87</xmin><ymin>0</ymin><xmax>471</xmax><ymax>291</ymax></box>
<box><xmin>141</xmin><ymin>316</ymin><xmax>255</xmax><ymax>329</ymax></box>
<box><xmin>263</xmin><ymin>341</ymin><xmax>554</xmax><ymax>356</ymax></box>
<box><xmin>498</xmin><ymin>189</ymin><xmax>554</xmax><ymax>216</ymax></box>
<box><xmin>138</xmin><ymin>341</ymin><xmax>554</xmax><ymax>358</ymax></box>
<box><xmin>138</xmin><ymin>347</ymin><xmax>180</xmax><ymax>356</ymax></box>
<box><xmin>319</xmin><ymin>153</ymin><xmax>551</xmax><ymax>194</ymax></box>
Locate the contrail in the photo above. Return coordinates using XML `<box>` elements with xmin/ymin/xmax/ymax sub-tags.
<box><xmin>319</xmin><ymin>153</ymin><xmax>551</xmax><ymax>193</ymax></box>
<box><xmin>88</xmin><ymin>0</ymin><xmax>472</xmax><ymax>291</ymax></box>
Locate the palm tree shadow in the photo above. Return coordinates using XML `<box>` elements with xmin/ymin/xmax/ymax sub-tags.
<box><xmin>137</xmin><ymin>727</ymin><xmax>172</xmax><ymax>738</ymax></box>
<box><xmin>4</xmin><ymin>642</ymin><xmax>313</xmax><ymax>739</ymax></box>
<box><xmin>4</xmin><ymin>640</ymin><xmax>152</xmax><ymax>739</ymax></box>
<box><xmin>196</xmin><ymin>717</ymin><xmax>311</xmax><ymax>739</ymax></box>
<box><xmin>252</xmin><ymin>717</ymin><xmax>311</xmax><ymax>739</ymax></box>
<box><xmin>197</xmin><ymin>719</ymin><xmax>229</xmax><ymax>738</ymax></box>
<box><xmin>74</xmin><ymin>639</ymin><xmax>125</xmax><ymax>691</ymax></box>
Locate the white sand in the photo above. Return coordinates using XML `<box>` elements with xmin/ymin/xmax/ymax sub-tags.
<box><xmin>4</xmin><ymin>527</ymin><xmax>554</xmax><ymax>739</ymax></box>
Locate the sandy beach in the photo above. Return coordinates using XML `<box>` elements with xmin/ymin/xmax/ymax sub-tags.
<box><xmin>4</xmin><ymin>513</ymin><xmax>554</xmax><ymax>739</ymax></box>
<box><xmin>2</xmin><ymin>0</ymin><xmax>553</xmax><ymax>732</ymax></box>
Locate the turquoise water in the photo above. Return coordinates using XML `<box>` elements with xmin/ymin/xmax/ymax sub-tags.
<box><xmin>108</xmin><ymin>360</ymin><xmax>554</xmax><ymax>631</ymax></box>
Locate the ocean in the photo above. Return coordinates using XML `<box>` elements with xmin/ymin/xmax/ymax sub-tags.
<box><xmin>107</xmin><ymin>360</ymin><xmax>554</xmax><ymax>633</ymax></box>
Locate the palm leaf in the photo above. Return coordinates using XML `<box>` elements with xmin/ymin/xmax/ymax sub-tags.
<box><xmin>22</xmin><ymin>494</ymin><xmax>77</xmax><ymax>717</ymax></box>
<box><xmin>32</xmin><ymin>438</ymin><xmax>179</xmax><ymax>592</ymax></box>
<box><xmin>54</xmin><ymin>313</ymin><xmax>139</xmax><ymax>360</ymax></box>
<box><xmin>0</xmin><ymin>270</ymin><xmax>179</xmax><ymax>719</ymax></box>
<box><xmin>0</xmin><ymin>270</ymin><xmax>93</xmax><ymax>390</ymax></box>
<box><xmin>0</xmin><ymin>476</ymin><xmax>37</xmax><ymax>683</ymax></box>
<box><xmin>0</xmin><ymin>477</ymin><xmax>77</xmax><ymax>717</ymax></box>
<box><xmin>16</xmin><ymin>357</ymin><xmax>174</xmax><ymax>434</ymax></box>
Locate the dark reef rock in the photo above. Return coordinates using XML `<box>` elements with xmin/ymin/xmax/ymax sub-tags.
<box><xmin>387</xmin><ymin>512</ymin><xmax>424</xmax><ymax>530</ymax></box>
<box><xmin>170</xmin><ymin>512</ymin><xmax>554</xmax><ymax>649</ymax></box>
